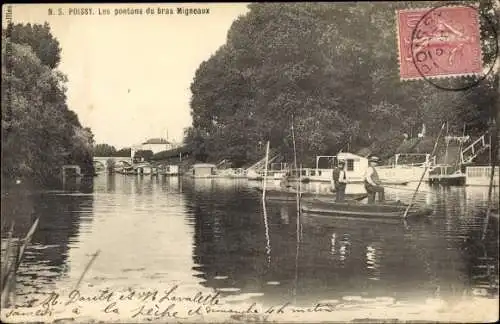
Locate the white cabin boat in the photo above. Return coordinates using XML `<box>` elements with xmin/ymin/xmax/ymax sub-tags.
<box><xmin>306</xmin><ymin>153</ymin><xmax>368</xmax><ymax>183</ymax></box>
<box><xmin>377</xmin><ymin>153</ymin><xmax>433</xmax><ymax>183</ymax></box>
<box><xmin>247</xmin><ymin>169</ymin><xmax>263</xmax><ymax>180</ymax></box>
<box><xmin>216</xmin><ymin>168</ymin><xmax>247</xmax><ymax>178</ymax></box>
<box><xmin>270</xmin><ymin>162</ymin><xmax>288</xmax><ymax>180</ymax></box>
<box><xmin>190</xmin><ymin>163</ymin><xmax>217</xmax><ymax>178</ymax></box>
<box><xmin>135</xmin><ymin>163</ymin><xmax>158</xmax><ymax>175</ymax></box>
<box><xmin>163</xmin><ymin>165</ymin><xmax>180</xmax><ymax>176</ymax></box>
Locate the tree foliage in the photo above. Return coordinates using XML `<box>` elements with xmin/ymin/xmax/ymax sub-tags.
<box><xmin>151</xmin><ymin>145</ymin><xmax>191</xmax><ymax>161</ymax></box>
<box><xmin>187</xmin><ymin>2</ymin><xmax>497</xmax><ymax>166</ymax></box>
<box><xmin>133</xmin><ymin>150</ymin><xmax>154</xmax><ymax>162</ymax></box>
<box><xmin>2</xmin><ymin>23</ymin><xmax>94</xmax><ymax>186</ymax></box>
<box><xmin>9</xmin><ymin>22</ymin><xmax>62</xmax><ymax>69</ymax></box>
<box><xmin>94</xmin><ymin>143</ymin><xmax>117</xmax><ymax>157</ymax></box>
<box><xmin>114</xmin><ymin>147</ymin><xmax>132</xmax><ymax>157</ymax></box>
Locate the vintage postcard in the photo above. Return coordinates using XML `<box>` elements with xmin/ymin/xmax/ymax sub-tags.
<box><xmin>1</xmin><ymin>2</ymin><xmax>499</xmax><ymax>323</ymax></box>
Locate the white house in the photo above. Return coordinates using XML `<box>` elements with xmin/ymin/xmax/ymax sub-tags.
<box><xmin>130</xmin><ymin>138</ymin><xmax>185</xmax><ymax>161</ymax></box>
<box><xmin>140</xmin><ymin>138</ymin><xmax>173</xmax><ymax>154</ymax></box>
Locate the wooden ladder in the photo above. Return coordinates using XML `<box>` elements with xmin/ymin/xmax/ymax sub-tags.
<box><xmin>461</xmin><ymin>134</ymin><xmax>490</xmax><ymax>164</ymax></box>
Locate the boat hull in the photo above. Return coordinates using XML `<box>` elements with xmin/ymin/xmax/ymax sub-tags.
<box><xmin>428</xmin><ymin>174</ymin><xmax>466</xmax><ymax>186</ymax></box>
<box><xmin>255</xmin><ymin>188</ymin><xmax>367</xmax><ymax>202</ymax></box>
<box><xmin>301</xmin><ymin>199</ymin><xmax>432</xmax><ymax>220</ymax></box>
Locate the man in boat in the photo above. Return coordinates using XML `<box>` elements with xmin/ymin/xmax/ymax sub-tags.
<box><xmin>332</xmin><ymin>159</ymin><xmax>347</xmax><ymax>201</ymax></box>
<box><xmin>364</xmin><ymin>156</ymin><xmax>385</xmax><ymax>204</ymax></box>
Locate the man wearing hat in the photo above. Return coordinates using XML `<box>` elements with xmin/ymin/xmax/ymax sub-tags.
<box><xmin>331</xmin><ymin>159</ymin><xmax>348</xmax><ymax>201</ymax></box>
<box><xmin>364</xmin><ymin>156</ymin><xmax>385</xmax><ymax>203</ymax></box>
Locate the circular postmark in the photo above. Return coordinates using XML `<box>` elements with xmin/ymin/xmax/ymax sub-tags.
<box><xmin>410</xmin><ymin>3</ymin><xmax>498</xmax><ymax>91</ymax></box>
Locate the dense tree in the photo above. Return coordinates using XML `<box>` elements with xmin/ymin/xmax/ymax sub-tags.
<box><xmin>151</xmin><ymin>145</ymin><xmax>191</xmax><ymax>161</ymax></box>
<box><xmin>2</xmin><ymin>23</ymin><xmax>94</xmax><ymax>186</ymax></box>
<box><xmin>187</xmin><ymin>2</ymin><xmax>497</xmax><ymax>166</ymax></box>
<box><xmin>133</xmin><ymin>150</ymin><xmax>154</xmax><ymax>162</ymax></box>
<box><xmin>113</xmin><ymin>147</ymin><xmax>132</xmax><ymax>157</ymax></box>
<box><xmin>93</xmin><ymin>143</ymin><xmax>117</xmax><ymax>157</ymax></box>
<box><xmin>9</xmin><ymin>22</ymin><xmax>61</xmax><ymax>69</ymax></box>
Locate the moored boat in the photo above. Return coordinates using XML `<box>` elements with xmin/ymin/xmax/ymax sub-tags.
<box><xmin>161</xmin><ymin>164</ymin><xmax>180</xmax><ymax>176</ymax></box>
<box><xmin>428</xmin><ymin>165</ymin><xmax>466</xmax><ymax>186</ymax></box>
<box><xmin>254</xmin><ymin>188</ymin><xmax>367</xmax><ymax>202</ymax></box>
<box><xmin>301</xmin><ymin>198</ymin><xmax>432</xmax><ymax>220</ymax></box>
<box><xmin>246</xmin><ymin>169</ymin><xmax>263</xmax><ymax>181</ymax></box>
<box><xmin>377</xmin><ymin>153</ymin><xmax>433</xmax><ymax>183</ymax></box>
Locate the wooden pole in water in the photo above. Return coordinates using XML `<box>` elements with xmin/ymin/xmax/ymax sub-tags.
<box><xmin>444</xmin><ymin>121</ymin><xmax>449</xmax><ymax>165</ymax></box>
<box><xmin>262</xmin><ymin>141</ymin><xmax>270</xmax><ymax>201</ymax></box>
<box><xmin>483</xmin><ymin>55</ymin><xmax>500</xmax><ymax>239</ymax></box>
<box><xmin>482</xmin><ymin>119</ymin><xmax>498</xmax><ymax>240</ymax></box>
<box><xmin>262</xmin><ymin>198</ymin><xmax>271</xmax><ymax>267</ymax></box>
<box><xmin>403</xmin><ymin>122</ymin><xmax>446</xmax><ymax>218</ymax></box>
<box><xmin>291</xmin><ymin>115</ymin><xmax>300</xmax><ymax>208</ymax></box>
<box><xmin>1</xmin><ymin>218</ymin><xmax>39</xmax><ymax>308</ymax></box>
<box><xmin>291</xmin><ymin>115</ymin><xmax>301</xmax><ymax>302</ymax></box>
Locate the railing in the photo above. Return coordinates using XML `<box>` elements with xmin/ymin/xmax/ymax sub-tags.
<box><xmin>466</xmin><ymin>166</ymin><xmax>499</xmax><ymax>178</ymax></box>
<box><xmin>246</xmin><ymin>152</ymin><xmax>279</xmax><ymax>171</ymax></box>
<box><xmin>462</xmin><ymin>135</ymin><xmax>490</xmax><ymax>164</ymax></box>
<box><xmin>465</xmin><ymin>166</ymin><xmax>499</xmax><ymax>186</ymax></box>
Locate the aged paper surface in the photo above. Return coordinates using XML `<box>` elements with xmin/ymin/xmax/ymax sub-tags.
<box><xmin>1</xmin><ymin>2</ymin><xmax>499</xmax><ymax>323</ymax></box>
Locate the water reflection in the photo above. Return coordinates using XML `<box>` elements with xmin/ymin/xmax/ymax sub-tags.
<box><xmin>186</xmin><ymin>181</ymin><xmax>498</xmax><ymax>306</ymax></box>
<box><xmin>280</xmin><ymin>206</ymin><xmax>289</xmax><ymax>224</ymax></box>
<box><xmin>366</xmin><ymin>243</ymin><xmax>381</xmax><ymax>281</ymax></box>
<box><xmin>1</xmin><ymin>184</ymin><xmax>95</xmax><ymax>304</ymax></box>
<box><xmin>1</xmin><ymin>175</ymin><xmax>498</xmax><ymax>312</ymax></box>
<box><xmin>53</xmin><ymin>175</ymin><xmax>198</xmax><ymax>293</ymax></box>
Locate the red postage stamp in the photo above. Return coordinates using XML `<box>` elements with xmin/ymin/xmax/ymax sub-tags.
<box><xmin>397</xmin><ymin>6</ymin><xmax>483</xmax><ymax>80</ymax></box>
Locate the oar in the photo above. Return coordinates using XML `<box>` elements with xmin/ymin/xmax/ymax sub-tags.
<box><xmin>403</xmin><ymin>122</ymin><xmax>446</xmax><ymax>218</ymax></box>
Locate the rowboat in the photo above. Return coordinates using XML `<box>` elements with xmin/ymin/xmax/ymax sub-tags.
<box><xmin>254</xmin><ymin>188</ymin><xmax>367</xmax><ymax>202</ymax></box>
<box><xmin>301</xmin><ymin>198</ymin><xmax>432</xmax><ymax>220</ymax></box>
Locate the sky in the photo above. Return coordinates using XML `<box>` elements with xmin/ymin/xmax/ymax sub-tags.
<box><xmin>8</xmin><ymin>3</ymin><xmax>249</xmax><ymax>149</ymax></box>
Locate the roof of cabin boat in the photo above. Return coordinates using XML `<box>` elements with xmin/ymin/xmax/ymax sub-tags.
<box><xmin>193</xmin><ymin>163</ymin><xmax>216</xmax><ymax>168</ymax></box>
<box><xmin>337</xmin><ymin>152</ymin><xmax>366</xmax><ymax>160</ymax></box>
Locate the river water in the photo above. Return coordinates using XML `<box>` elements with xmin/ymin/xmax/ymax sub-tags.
<box><xmin>1</xmin><ymin>175</ymin><xmax>498</xmax><ymax>322</ymax></box>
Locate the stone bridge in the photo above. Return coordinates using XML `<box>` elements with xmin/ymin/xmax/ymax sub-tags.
<box><xmin>93</xmin><ymin>156</ymin><xmax>132</xmax><ymax>170</ymax></box>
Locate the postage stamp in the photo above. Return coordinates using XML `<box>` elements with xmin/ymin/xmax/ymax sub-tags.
<box><xmin>397</xmin><ymin>6</ymin><xmax>483</xmax><ymax>81</ymax></box>
<box><xmin>1</xmin><ymin>2</ymin><xmax>499</xmax><ymax>324</ymax></box>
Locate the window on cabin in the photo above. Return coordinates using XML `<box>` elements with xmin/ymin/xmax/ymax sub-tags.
<box><xmin>347</xmin><ymin>159</ymin><xmax>354</xmax><ymax>171</ymax></box>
